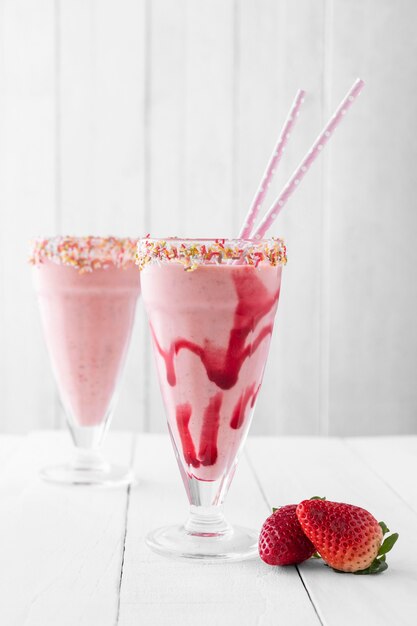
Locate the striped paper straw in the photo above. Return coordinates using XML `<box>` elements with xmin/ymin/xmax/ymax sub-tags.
<box><xmin>239</xmin><ymin>89</ymin><xmax>306</xmax><ymax>239</ymax></box>
<box><xmin>252</xmin><ymin>78</ymin><xmax>365</xmax><ymax>240</ymax></box>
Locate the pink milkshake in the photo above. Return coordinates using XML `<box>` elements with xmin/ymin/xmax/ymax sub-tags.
<box><xmin>138</xmin><ymin>237</ymin><xmax>286</xmax><ymax>560</ymax></box>
<box><xmin>31</xmin><ymin>236</ymin><xmax>140</xmax><ymax>485</ymax></box>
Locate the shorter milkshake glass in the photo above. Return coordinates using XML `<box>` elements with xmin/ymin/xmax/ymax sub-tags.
<box><xmin>138</xmin><ymin>237</ymin><xmax>286</xmax><ymax>560</ymax></box>
<box><xmin>31</xmin><ymin>236</ymin><xmax>140</xmax><ymax>486</ymax></box>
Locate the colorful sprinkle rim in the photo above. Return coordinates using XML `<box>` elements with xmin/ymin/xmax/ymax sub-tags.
<box><xmin>29</xmin><ymin>236</ymin><xmax>138</xmax><ymax>273</ymax></box>
<box><xmin>136</xmin><ymin>237</ymin><xmax>287</xmax><ymax>272</ymax></box>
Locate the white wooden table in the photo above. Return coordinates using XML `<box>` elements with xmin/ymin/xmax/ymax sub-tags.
<box><xmin>0</xmin><ymin>432</ymin><xmax>415</xmax><ymax>626</ymax></box>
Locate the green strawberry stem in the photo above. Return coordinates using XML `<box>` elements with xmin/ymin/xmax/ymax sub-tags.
<box><xmin>353</xmin><ymin>558</ymin><xmax>388</xmax><ymax>575</ymax></box>
<box><xmin>353</xmin><ymin>525</ymin><xmax>399</xmax><ymax>575</ymax></box>
<box><xmin>378</xmin><ymin>532</ymin><xmax>399</xmax><ymax>557</ymax></box>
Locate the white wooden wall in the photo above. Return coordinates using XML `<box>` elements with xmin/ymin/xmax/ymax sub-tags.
<box><xmin>0</xmin><ymin>0</ymin><xmax>416</xmax><ymax>436</ymax></box>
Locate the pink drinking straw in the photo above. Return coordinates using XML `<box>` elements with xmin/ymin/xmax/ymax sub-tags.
<box><xmin>252</xmin><ymin>78</ymin><xmax>365</xmax><ymax>240</ymax></box>
<box><xmin>238</xmin><ymin>89</ymin><xmax>306</xmax><ymax>239</ymax></box>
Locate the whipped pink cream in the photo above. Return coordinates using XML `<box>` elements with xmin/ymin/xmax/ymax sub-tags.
<box><xmin>33</xmin><ymin>248</ymin><xmax>140</xmax><ymax>428</ymax></box>
<box><xmin>141</xmin><ymin>261</ymin><xmax>282</xmax><ymax>482</ymax></box>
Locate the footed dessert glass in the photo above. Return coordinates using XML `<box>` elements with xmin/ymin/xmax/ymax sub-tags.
<box><xmin>138</xmin><ymin>237</ymin><xmax>286</xmax><ymax>560</ymax></box>
<box><xmin>31</xmin><ymin>236</ymin><xmax>140</xmax><ymax>486</ymax></box>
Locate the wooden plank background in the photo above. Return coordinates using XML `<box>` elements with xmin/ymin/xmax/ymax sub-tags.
<box><xmin>1</xmin><ymin>432</ymin><xmax>416</xmax><ymax>625</ymax></box>
<box><xmin>0</xmin><ymin>0</ymin><xmax>415</xmax><ymax>436</ymax></box>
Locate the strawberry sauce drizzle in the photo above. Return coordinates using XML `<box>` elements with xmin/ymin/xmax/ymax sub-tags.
<box><xmin>230</xmin><ymin>384</ymin><xmax>256</xmax><ymax>430</ymax></box>
<box><xmin>250</xmin><ymin>384</ymin><xmax>262</xmax><ymax>408</ymax></box>
<box><xmin>151</xmin><ymin>327</ymin><xmax>177</xmax><ymax>386</ymax></box>
<box><xmin>158</xmin><ymin>270</ymin><xmax>280</xmax><ymax>470</ymax></box>
<box><xmin>176</xmin><ymin>403</ymin><xmax>200</xmax><ymax>468</ymax></box>
<box><xmin>198</xmin><ymin>392</ymin><xmax>223</xmax><ymax>465</ymax></box>
<box><xmin>152</xmin><ymin>272</ymin><xmax>279</xmax><ymax>390</ymax></box>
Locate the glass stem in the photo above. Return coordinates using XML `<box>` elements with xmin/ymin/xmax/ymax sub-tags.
<box><xmin>71</xmin><ymin>447</ymin><xmax>109</xmax><ymax>473</ymax></box>
<box><xmin>184</xmin><ymin>505</ymin><xmax>232</xmax><ymax>538</ymax></box>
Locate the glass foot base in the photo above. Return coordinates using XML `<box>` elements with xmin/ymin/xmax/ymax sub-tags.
<box><xmin>146</xmin><ymin>524</ymin><xmax>259</xmax><ymax>562</ymax></box>
<box><xmin>40</xmin><ymin>463</ymin><xmax>134</xmax><ymax>487</ymax></box>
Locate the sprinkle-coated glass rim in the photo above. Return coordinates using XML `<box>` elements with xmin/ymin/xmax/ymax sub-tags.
<box><xmin>29</xmin><ymin>235</ymin><xmax>138</xmax><ymax>273</ymax></box>
<box><xmin>136</xmin><ymin>237</ymin><xmax>287</xmax><ymax>271</ymax></box>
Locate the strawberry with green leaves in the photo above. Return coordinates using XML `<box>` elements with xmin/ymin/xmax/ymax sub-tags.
<box><xmin>296</xmin><ymin>498</ymin><xmax>399</xmax><ymax>574</ymax></box>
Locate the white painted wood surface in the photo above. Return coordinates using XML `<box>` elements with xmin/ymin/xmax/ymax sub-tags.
<box><xmin>0</xmin><ymin>1</ymin><xmax>416</xmax><ymax>436</ymax></box>
<box><xmin>118</xmin><ymin>435</ymin><xmax>318</xmax><ymax>626</ymax></box>
<box><xmin>0</xmin><ymin>432</ymin><xmax>415</xmax><ymax>625</ymax></box>
<box><xmin>247</xmin><ymin>436</ymin><xmax>417</xmax><ymax>626</ymax></box>
<box><xmin>0</xmin><ymin>432</ymin><xmax>133</xmax><ymax>625</ymax></box>
<box><xmin>326</xmin><ymin>0</ymin><xmax>417</xmax><ymax>436</ymax></box>
<box><xmin>0</xmin><ymin>0</ymin><xmax>57</xmax><ymax>433</ymax></box>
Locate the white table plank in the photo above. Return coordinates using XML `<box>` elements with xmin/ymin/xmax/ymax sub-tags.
<box><xmin>58</xmin><ymin>0</ymin><xmax>148</xmax><ymax>432</ymax></box>
<box><xmin>0</xmin><ymin>431</ymin><xmax>134</xmax><ymax>626</ymax></box>
<box><xmin>3</xmin><ymin>433</ymin><xmax>415</xmax><ymax>625</ymax></box>
<box><xmin>247</xmin><ymin>437</ymin><xmax>417</xmax><ymax>626</ymax></box>
<box><xmin>237</xmin><ymin>0</ymin><xmax>326</xmax><ymax>437</ymax></box>
<box><xmin>0</xmin><ymin>434</ymin><xmax>22</xmax><ymax>472</ymax></box>
<box><xmin>118</xmin><ymin>434</ymin><xmax>319</xmax><ymax>626</ymax></box>
<box><xmin>145</xmin><ymin>0</ymin><xmax>187</xmax><ymax>434</ymax></box>
<box><xmin>328</xmin><ymin>1</ymin><xmax>417</xmax><ymax>436</ymax></box>
<box><xmin>0</xmin><ymin>0</ymin><xmax>57</xmax><ymax>434</ymax></box>
<box><xmin>182</xmin><ymin>0</ymin><xmax>235</xmax><ymax>238</ymax></box>
<box><xmin>346</xmin><ymin>436</ymin><xmax>417</xmax><ymax>514</ymax></box>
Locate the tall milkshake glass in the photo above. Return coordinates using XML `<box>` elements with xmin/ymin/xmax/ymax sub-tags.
<box><xmin>138</xmin><ymin>238</ymin><xmax>286</xmax><ymax>560</ymax></box>
<box><xmin>31</xmin><ymin>236</ymin><xmax>140</xmax><ymax>486</ymax></box>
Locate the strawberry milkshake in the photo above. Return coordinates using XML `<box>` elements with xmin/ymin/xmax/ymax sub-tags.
<box><xmin>31</xmin><ymin>236</ymin><xmax>140</xmax><ymax>485</ymax></box>
<box><xmin>137</xmin><ymin>237</ymin><xmax>286</xmax><ymax>560</ymax></box>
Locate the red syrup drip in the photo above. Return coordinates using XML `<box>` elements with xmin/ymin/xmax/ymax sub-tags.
<box><xmin>156</xmin><ymin>270</ymin><xmax>279</xmax><ymax>470</ymax></box>
<box><xmin>198</xmin><ymin>392</ymin><xmax>223</xmax><ymax>465</ymax></box>
<box><xmin>176</xmin><ymin>403</ymin><xmax>200</xmax><ymax>468</ymax></box>
<box><xmin>151</xmin><ymin>327</ymin><xmax>177</xmax><ymax>386</ymax></box>
<box><xmin>250</xmin><ymin>383</ymin><xmax>262</xmax><ymax>408</ymax></box>
<box><xmin>230</xmin><ymin>381</ymin><xmax>263</xmax><ymax>430</ymax></box>
<box><xmin>152</xmin><ymin>270</ymin><xmax>280</xmax><ymax>391</ymax></box>
<box><xmin>230</xmin><ymin>384</ymin><xmax>256</xmax><ymax>430</ymax></box>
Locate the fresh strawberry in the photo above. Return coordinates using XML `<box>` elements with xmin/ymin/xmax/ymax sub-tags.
<box><xmin>296</xmin><ymin>499</ymin><xmax>399</xmax><ymax>574</ymax></box>
<box><xmin>259</xmin><ymin>505</ymin><xmax>316</xmax><ymax>566</ymax></box>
